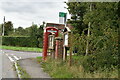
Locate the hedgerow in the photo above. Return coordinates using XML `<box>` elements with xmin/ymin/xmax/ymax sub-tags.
<box><xmin>2</xmin><ymin>36</ymin><xmax>43</xmax><ymax>48</ymax></box>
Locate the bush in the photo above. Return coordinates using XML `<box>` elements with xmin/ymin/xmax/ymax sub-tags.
<box><xmin>80</xmin><ymin>49</ymin><xmax>118</xmax><ymax>72</ymax></box>
<box><xmin>2</xmin><ymin>36</ymin><xmax>43</xmax><ymax>48</ymax></box>
<box><xmin>70</xmin><ymin>28</ymin><xmax>118</xmax><ymax>73</ymax></box>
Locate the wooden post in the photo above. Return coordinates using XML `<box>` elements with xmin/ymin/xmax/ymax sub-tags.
<box><xmin>55</xmin><ymin>40</ymin><xmax>59</xmax><ymax>59</ymax></box>
<box><xmin>63</xmin><ymin>47</ymin><xmax>66</xmax><ymax>61</ymax></box>
<box><xmin>63</xmin><ymin>47</ymin><xmax>67</xmax><ymax>61</ymax></box>
<box><xmin>69</xmin><ymin>32</ymin><xmax>72</xmax><ymax>66</ymax></box>
<box><xmin>55</xmin><ymin>37</ymin><xmax>63</xmax><ymax>59</ymax></box>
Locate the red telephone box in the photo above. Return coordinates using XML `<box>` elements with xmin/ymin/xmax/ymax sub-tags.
<box><xmin>43</xmin><ymin>27</ymin><xmax>58</xmax><ymax>60</ymax></box>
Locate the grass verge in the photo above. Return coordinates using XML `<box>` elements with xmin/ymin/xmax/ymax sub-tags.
<box><xmin>36</xmin><ymin>56</ymin><xmax>43</xmax><ymax>63</ymax></box>
<box><xmin>2</xmin><ymin>45</ymin><xmax>42</xmax><ymax>52</ymax></box>
<box><xmin>38</xmin><ymin>57</ymin><xmax>118</xmax><ymax>78</ymax></box>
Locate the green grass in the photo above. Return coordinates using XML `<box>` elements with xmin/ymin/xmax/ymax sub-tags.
<box><xmin>2</xmin><ymin>45</ymin><xmax>42</xmax><ymax>52</ymax></box>
<box><xmin>36</xmin><ymin>56</ymin><xmax>42</xmax><ymax>63</ymax></box>
<box><xmin>40</xmin><ymin>57</ymin><xmax>118</xmax><ymax>78</ymax></box>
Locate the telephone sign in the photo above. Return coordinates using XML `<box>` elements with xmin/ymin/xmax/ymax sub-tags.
<box><xmin>47</xmin><ymin>30</ymin><xmax>57</xmax><ymax>33</ymax></box>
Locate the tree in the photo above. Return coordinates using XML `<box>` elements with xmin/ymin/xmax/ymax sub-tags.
<box><xmin>0</xmin><ymin>24</ymin><xmax>2</xmax><ymax>36</ymax></box>
<box><xmin>66</xmin><ymin>2</ymin><xmax>119</xmax><ymax>70</ymax></box>
<box><xmin>14</xmin><ymin>27</ymin><xmax>25</xmax><ymax>36</ymax></box>
<box><xmin>66</xmin><ymin>2</ymin><xmax>88</xmax><ymax>34</ymax></box>
<box><xmin>28</xmin><ymin>22</ymin><xmax>44</xmax><ymax>47</ymax></box>
<box><xmin>4</xmin><ymin>21</ymin><xmax>14</xmax><ymax>36</ymax></box>
<box><xmin>37</xmin><ymin>21</ymin><xmax>45</xmax><ymax>47</ymax></box>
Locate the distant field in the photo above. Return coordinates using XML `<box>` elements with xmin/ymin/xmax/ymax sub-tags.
<box><xmin>2</xmin><ymin>45</ymin><xmax>42</xmax><ymax>52</ymax></box>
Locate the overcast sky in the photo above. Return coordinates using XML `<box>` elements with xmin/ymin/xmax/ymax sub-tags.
<box><xmin>0</xmin><ymin>0</ymin><xmax>70</xmax><ymax>28</ymax></box>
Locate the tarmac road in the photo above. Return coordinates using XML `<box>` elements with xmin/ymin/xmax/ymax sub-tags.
<box><xmin>0</xmin><ymin>50</ymin><xmax>2</xmax><ymax>80</ymax></box>
<box><xmin>1</xmin><ymin>49</ymin><xmax>42</xmax><ymax>78</ymax></box>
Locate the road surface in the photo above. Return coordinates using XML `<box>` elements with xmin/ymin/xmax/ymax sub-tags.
<box><xmin>0</xmin><ymin>50</ymin><xmax>2</xmax><ymax>80</ymax></box>
<box><xmin>1</xmin><ymin>49</ymin><xmax>42</xmax><ymax>78</ymax></box>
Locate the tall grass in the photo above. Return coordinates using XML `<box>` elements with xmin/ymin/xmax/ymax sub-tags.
<box><xmin>40</xmin><ymin>57</ymin><xmax>118</xmax><ymax>78</ymax></box>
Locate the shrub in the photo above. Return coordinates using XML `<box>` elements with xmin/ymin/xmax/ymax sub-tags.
<box><xmin>71</xmin><ymin>27</ymin><xmax>118</xmax><ymax>72</ymax></box>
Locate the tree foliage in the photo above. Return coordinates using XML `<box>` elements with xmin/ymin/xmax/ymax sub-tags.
<box><xmin>66</xmin><ymin>2</ymin><xmax>119</xmax><ymax>71</ymax></box>
<box><xmin>66</xmin><ymin>2</ymin><xmax>88</xmax><ymax>34</ymax></box>
<box><xmin>1</xmin><ymin>21</ymin><xmax>14</xmax><ymax>36</ymax></box>
<box><xmin>1</xmin><ymin>21</ymin><xmax>44</xmax><ymax>48</ymax></box>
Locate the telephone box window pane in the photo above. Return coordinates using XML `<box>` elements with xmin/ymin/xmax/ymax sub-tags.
<box><xmin>51</xmin><ymin>36</ymin><xmax>54</xmax><ymax>47</ymax></box>
<box><xmin>49</xmin><ymin>35</ymin><xmax>54</xmax><ymax>49</ymax></box>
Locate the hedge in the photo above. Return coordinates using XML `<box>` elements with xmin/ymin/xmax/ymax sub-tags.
<box><xmin>2</xmin><ymin>36</ymin><xmax>43</xmax><ymax>48</ymax></box>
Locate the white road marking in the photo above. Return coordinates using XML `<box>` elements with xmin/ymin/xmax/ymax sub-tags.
<box><xmin>8</xmin><ymin>56</ymin><xmax>14</xmax><ymax>62</ymax></box>
<box><xmin>6</xmin><ymin>54</ymin><xmax>22</xmax><ymax>61</ymax></box>
<box><xmin>8</xmin><ymin>57</ymin><xmax>14</xmax><ymax>62</ymax></box>
<box><xmin>13</xmin><ymin>56</ymin><xmax>19</xmax><ymax>60</ymax></box>
<box><xmin>5</xmin><ymin>54</ymin><xmax>21</xmax><ymax>78</ymax></box>
<box><xmin>6</xmin><ymin>54</ymin><xmax>14</xmax><ymax>62</ymax></box>
<box><xmin>14</xmin><ymin>62</ymin><xmax>21</xmax><ymax>78</ymax></box>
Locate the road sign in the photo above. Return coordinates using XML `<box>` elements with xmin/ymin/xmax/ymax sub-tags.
<box><xmin>59</xmin><ymin>12</ymin><xmax>66</xmax><ymax>17</ymax></box>
<box><xmin>59</xmin><ymin>12</ymin><xmax>67</xmax><ymax>24</ymax></box>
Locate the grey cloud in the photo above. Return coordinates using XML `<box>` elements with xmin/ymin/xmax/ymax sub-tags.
<box><xmin>0</xmin><ymin>0</ymin><xmax>66</xmax><ymax>2</ymax></box>
<box><xmin>0</xmin><ymin>0</ymin><xmax>67</xmax><ymax>28</ymax></box>
<box><xmin>1</xmin><ymin>2</ymin><xmax>37</xmax><ymax>13</ymax></box>
<box><xmin>1</xmin><ymin>2</ymin><xmax>64</xmax><ymax>14</ymax></box>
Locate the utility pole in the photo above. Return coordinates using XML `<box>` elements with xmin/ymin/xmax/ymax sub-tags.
<box><xmin>86</xmin><ymin>3</ymin><xmax>92</xmax><ymax>56</ymax></box>
<box><xmin>2</xmin><ymin>16</ymin><xmax>5</xmax><ymax>36</ymax></box>
<box><xmin>32</xmin><ymin>22</ymin><xmax>34</xmax><ymax>26</ymax></box>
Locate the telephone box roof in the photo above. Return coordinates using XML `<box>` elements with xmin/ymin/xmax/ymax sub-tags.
<box><xmin>46</xmin><ymin>23</ymin><xmax>65</xmax><ymax>30</ymax></box>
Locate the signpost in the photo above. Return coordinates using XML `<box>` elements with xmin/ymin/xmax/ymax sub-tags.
<box><xmin>59</xmin><ymin>12</ymin><xmax>67</xmax><ymax>24</ymax></box>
